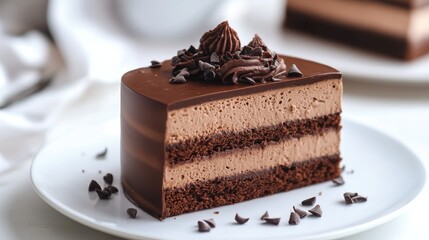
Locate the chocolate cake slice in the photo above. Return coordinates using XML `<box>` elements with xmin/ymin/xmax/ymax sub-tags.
<box><xmin>121</xmin><ymin>21</ymin><xmax>342</xmax><ymax>220</ymax></box>
<box><xmin>285</xmin><ymin>0</ymin><xmax>429</xmax><ymax>60</ymax></box>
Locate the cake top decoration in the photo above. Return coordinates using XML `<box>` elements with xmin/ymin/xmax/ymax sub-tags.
<box><xmin>170</xmin><ymin>21</ymin><xmax>287</xmax><ymax>85</ymax></box>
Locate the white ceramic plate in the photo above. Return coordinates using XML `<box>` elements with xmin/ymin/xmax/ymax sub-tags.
<box><xmin>31</xmin><ymin>118</ymin><xmax>426</xmax><ymax>240</ymax></box>
<box><xmin>226</xmin><ymin>0</ymin><xmax>429</xmax><ymax>84</ymax></box>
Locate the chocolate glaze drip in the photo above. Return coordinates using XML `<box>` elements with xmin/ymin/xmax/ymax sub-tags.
<box><xmin>171</xmin><ymin>22</ymin><xmax>287</xmax><ymax>85</ymax></box>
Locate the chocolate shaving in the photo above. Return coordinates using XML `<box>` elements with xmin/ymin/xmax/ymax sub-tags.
<box><xmin>127</xmin><ymin>208</ymin><xmax>137</xmax><ymax>218</ymax></box>
<box><xmin>288</xmin><ymin>212</ymin><xmax>300</xmax><ymax>225</ymax></box>
<box><xmin>264</xmin><ymin>217</ymin><xmax>281</xmax><ymax>225</ymax></box>
<box><xmin>301</xmin><ymin>196</ymin><xmax>316</xmax><ymax>206</ymax></box>
<box><xmin>235</xmin><ymin>213</ymin><xmax>249</xmax><ymax>224</ymax></box>
<box><xmin>95</xmin><ymin>189</ymin><xmax>111</xmax><ymax>200</ymax></box>
<box><xmin>169</xmin><ymin>75</ymin><xmax>187</xmax><ymax>84</ymax></box>
<box><xmin>95</xmin><ymin>147</ymin><xmax>108</xmax><ymax>159</ymax></box>
<box><xmin>88</xmin><ymin>180</ymin><xmax>101</xmax><ymax>192</ymax></box>
<box><xmin>287</xmin><ymin>64</ymin><xmax>303</xmax><ymax>77</ymax></box>
<box><xmin>149</xmin><ymin>60</ymin><xmax>161</xmax><ymax>68</ymax></box>
<box><xmin>103</xmin><ymin>173</ymin><xmax>113</xmax><ymax>185</ymax></box>
<box><xmin>198</xmin><ymin>221</ymin><xmax>211</xmax><ymax>232</ymax></box>
<box><xmin>293</xmin><ymin>206</ymin><xmax>307</xmax><ymax>218</ymax></box>
<box><xmin>332</xmin><ymin>176</ymin><xmax>345</xmax><ymax>186</ymax></box>
<box><xmin>308</xmin><ymin>205</ymin><xmax>322</xmax><ymax>217</ymax></box>
<box><xmin>203</xmin><ymin>218</ymin><xmax>216</xmax><ymax>228</ymax></box>
<box><xmin>260</xmin><ymin>211</ymin><xmax>269</xmax><ymax>220</ymax></box>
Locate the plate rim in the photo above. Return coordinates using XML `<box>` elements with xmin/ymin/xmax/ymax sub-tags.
<box><xmin>30</xmin><ymin>118</ymin><xmax>427</xmax><ymax>240</ymax></box>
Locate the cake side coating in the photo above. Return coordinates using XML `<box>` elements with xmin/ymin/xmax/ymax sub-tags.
<box><xmin>121</xmin><ymin>55</ymin><xmax>342</xmax><ymax>219</ymax></box>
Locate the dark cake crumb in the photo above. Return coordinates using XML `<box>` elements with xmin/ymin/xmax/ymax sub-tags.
<box><xmin>127</xmin><ymin>208</ymin><xmax>137</xmax><ymax>218</ymax></box>
<box><xmin>198</xmin><ymin>221</ymin><xmax>211</xmax><ymax>232</ymax></box>
<box><xmin>301</xmin><ymin>196</ymin><xmax>316</xmax><ymax>206</ymax></box>
<box><xmin>103</xmin><ymin>173</ymin><xmax>113</xmax><ymax>185</ymax></box>
<box><xmin>264</xmin><ymin>217</ymin><xmax>281</xmax><ymax>225</ymax></box>
<box><xmin>235</xmin><ymin>213</ymin><xmax>249</xmax><ymax>224</ymax></box>
<box><xmin>293</xmin><ymin>206</ymin><xmax>307</xmax><ymax>218</ymax></box>
<box><xmin>203</xmin><ymin>218</ymin><xmax>216</xmax><ymax>228</ymax></box>
<box><xmin>308</xmin><ymin>205</ymin><xmax>322</xmax><ymax>217</ymax></box>
<box><xmin>288</xmin><ymin>212</ymin><xmax>300</xmax><ymax>225</ymax></box>
<box><xmin>82</xmin><ymin>169</ymin><xmax>85</xmax><ymax>173</ymax></box>
<box><xmin>213</xmin><ymin>211</ymin><xmax>219</xmax><ymax>215</ymax></box>
<box><xmin>88</xmin><ymin>180</ymin><xmax>101</xmax><ymax>192</ymax></box>
<box><xmin>95</xmin><ymin>147</ymin><xmax>108</xmax><ymax>159</ymax></box>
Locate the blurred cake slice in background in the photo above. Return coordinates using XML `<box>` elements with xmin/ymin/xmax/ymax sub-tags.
<box><xmin>285</xmin><ymin>0</ymin><xmax>429</xmax><ymax>60</ymax></box>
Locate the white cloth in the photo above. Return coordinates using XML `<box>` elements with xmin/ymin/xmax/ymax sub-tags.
<box><xmin>0</xmin><ymin>0</ymin><xmax>225</xmax><ymax>172</ymax></box>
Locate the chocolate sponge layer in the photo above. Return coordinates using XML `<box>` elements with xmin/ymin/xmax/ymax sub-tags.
<box><xmin>163</xmin><ymin>154</ymin><xmax>341</xmax><ymax>218</ymax></box>
<box><xmin>166</xmin><ymin>113</ymin><xmax>341</xmax><ymax>165</ymax></box>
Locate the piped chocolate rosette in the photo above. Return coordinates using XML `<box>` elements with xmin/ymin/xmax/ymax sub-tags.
<box><xmin>171</xmin><ymin>21</ymin><xmax>287</xmax><ymax>85</ymax></box>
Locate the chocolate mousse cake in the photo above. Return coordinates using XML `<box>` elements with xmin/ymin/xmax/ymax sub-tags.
<box><xmin>121</xmin><ymin>21</ymin><xmax>342</xmax><ymax>220</ymax></box>
<box><xmin>285</xmin><ymin>0</ymin><xmax>429</xmax><ymax>60</ymax></box>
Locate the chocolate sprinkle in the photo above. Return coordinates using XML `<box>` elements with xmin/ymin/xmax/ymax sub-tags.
<box><xmin>308</xmin><ymin>205</ymin><xmax>322</xmax><ymax>217</ymax></box>
<box><xmin>95</xmin><ymin>189</ymin><xmax>111</xmax><ymax>200</ymax></box>
<box><xmin>88</xmin><ymin>180</ymin><xmax>101</xmax><ymax>192</ymax></box>
<box><xmin>264</xmin><ymin>217</ymin><xmax>281</xmax><ymax>225</ymax></box>
<box><xmin>235</xmin><ymin>213</ymin><xmax>249</xmax><ymax>224</ymax></box>
<box><xmin>288</xmin><ymin>212</ymin><xmax>300</xmax><ymax>225</ymax></box>
<box><xmin>301</xmin><ymin>196</ymin><xmax>316</xmax><ymax>206</ymax></box>
<box><xmin>103</xmin><ymin>173</ymin><xmax>113</xmax><ymax>185</ymax></box>
<box><xmin>260</xmin><ymin>211</ymin><xmax>269</xmax><ymax>220</ymax></box>
<box><xmin>203</xmin><ymin>218</ymin><xmax>216</xmax><ymax>228</ymax></box>
<box><xmin>287</xmin><ymin>64</ymin><xmax>303</xmax><ymax>77</ymax></box>
<box><xmin>293</xmin><ymin>206</ymin><xmax>307</xmax><ymax>218</ymax></box>
<box><xmin>106</xmin><ymin>185</ymin><xmax>118</xmax><ymax>194</ymax></box>
<box><xmin>332</xmin><ymin>176</ymin><xmax>345</xmax><ymax>186</ymax></box>
<box><xmin>127</xmin><ymin>208</ymin><xmax>137</xmax><ymax>218</ymax></box>
<box><xmin>149</xmin><ymin>60</ymin><xmax>161</xmax><ymax>68</ymax></box>
<box><xmin>198</xmin><ymin>221</ymin><xmax>211</xmax><ymax>232</ymax></box>
<box><xmin>95</xmin><ymin>147</ymin><xmax>108</xmax><ymax>159</ymax></box>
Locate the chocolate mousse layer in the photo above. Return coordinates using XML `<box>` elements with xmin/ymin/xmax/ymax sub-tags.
<box><xmin>164</xmin><ymin>155</ymin><xmax>341</xmax><ymax>217</ymax></box>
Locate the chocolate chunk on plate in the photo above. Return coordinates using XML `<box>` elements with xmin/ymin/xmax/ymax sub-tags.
<box><xmin>301</xmin><ymin>196</ymin><xmax>316</xmax><ymax>206</ymax></box>
<box><xmin>332</xmin><ymin>176</ymin><xmax>345</xmax><ymax>186</ymax></box>
<box><xmin>198</xmin><ymin>221</ymin><xmax>211</xmax><ymax>232</ymax></box>
<box><xmin>260</xmin><ymin>211</ymin><xmax>269</xmax><ymax>220</ymax></box>
<box><xmin>308</xmin><ymin>205</ymin><xmax>322</xmax><ymax>217</ymax></box>
<box><xmin>288</xmin><ymin>212</ymin><xmax>300</xmax><ymax>225</ymax></box>
<box><xmin>88</xmin><ymin>180</ymin><xmax>101</xmax><ymax>192</ymax></box>
<box><xmin>235</xmin><ymin>213</ymin><xmax>249</xmax><ymax>224</ymax></box>
<box><xmin>103</xmin><ymin>173</ymin><xmax>113</xmax><ymax>185</ymax></box>
<box><xmin>203</xmin><ymin>218</ymin><xmax>216</xmax><ymax>228</ymax></box>
<box><xmin>293</xmin><ymin>206</ymin><xmax>307</xmax><ymax>218</ymax></box>
<box><xmin>95</xmin><ymin>189</ymin><xmax>111</xmax><ymax>200</ymax></box>
<box><xmin>264</xmin><ymin>217</ymin><xmax>281</xmax><ymax>225</ymax></box>
<box><xmin>127</xmin><ymin>208</ymin><xmax>137</xmax><ymax>218</ymax></box>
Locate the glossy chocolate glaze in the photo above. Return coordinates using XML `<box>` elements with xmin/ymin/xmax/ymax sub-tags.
<box><xmin>121</xmin><ymin>55</ymin><xmax>341</xmax><ymax>219</ymax></box>
<box><xmin>122</xmin><ymin>55</ymin><xmax>341</xmax><ymax>110</ymax></box>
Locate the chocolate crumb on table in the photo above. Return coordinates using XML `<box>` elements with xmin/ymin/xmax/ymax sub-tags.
<box><xmin>288</xmin><ymin>212</ymin><xmax>300</xmax><ymax>225</ymax></box>
<box><xmin>127</xmin><ymin>208</ymin><xmax>137</xmax><ymax>218</ymax></box>
<box><xmin>308</xmin><ymin>205</ymin><xmax>322</xmax><ymax>217</ymax></box>
<box><xmin>293</xmin><ymin>206</ymin><xmax>307</xmax><ymax>218</ymax></box>
<box><xmin>88</xmin><ymin>180</ymin><xmax>101</xmax><ymax>192</ymax></box>
<box><xmin>264</xmin><ymin>217</ymin><xmax>281</xmax><ymax>225</ymax></box>
<box><xmin>260</xmin><ymin>211</ymin><xmax>269</xmax><ymax>220</ymax></box>
<box><xmin>103</xmin><ymin>173</ymin><xmax>113</xmax><ymax>185</ymax></box>
<box><xmin>203</xmin><ymin>218</ymin><xmax>216</xmax><ymax>228</ymax></box>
